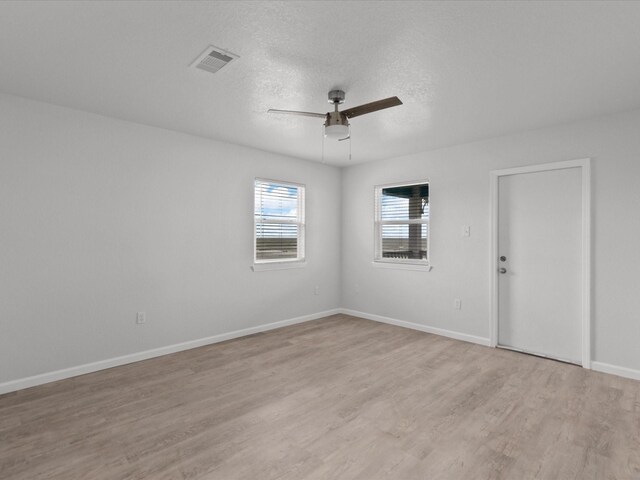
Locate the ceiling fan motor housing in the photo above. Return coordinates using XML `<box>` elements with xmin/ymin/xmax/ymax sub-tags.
<box><xmin>325</xmin><ymin>110</ymin><xmax>349</xmax><ymax>127</ymax></box>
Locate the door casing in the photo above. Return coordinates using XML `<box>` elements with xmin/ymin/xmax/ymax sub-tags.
<box><xmin>489</xmin><ymin>158</ymin><xmax>591</xmax><ymax>368</ymax></box>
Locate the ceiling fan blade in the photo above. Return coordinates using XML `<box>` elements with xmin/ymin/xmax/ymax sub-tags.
<box><xmin>341</xmin><ymin>96</ymin><xmax>403</xmax><ymax>118</ymax></box>
<box><xmin>267</xmin><ymin>109</ymin><xmax>327</xmax><ymax>119</ymax></box>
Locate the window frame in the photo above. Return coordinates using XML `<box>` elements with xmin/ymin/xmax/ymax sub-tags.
<box><xmin>253</xmin><ymin>178</ymin><xmax>306</xmax><ymax>267</ymax></box>
<box><xmin>374</xmin><ymin>180</ymin><xmax>430</xmax><ymax>268</ymax></box>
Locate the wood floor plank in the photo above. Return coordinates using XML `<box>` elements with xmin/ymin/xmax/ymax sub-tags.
<box><xmin>1</xmin><ymin>314</ymin><xmax>640</xmax><ymax>479</ymax></box>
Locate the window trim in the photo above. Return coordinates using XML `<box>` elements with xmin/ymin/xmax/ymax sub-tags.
<box><xmin>374</xmin><ymin>179</ymin><xmax>430</xmax><ymax>268</ymax></box>
<box><xmin>253</xmin><ymin>178</ymin><xmax>306</xmax><ymax>267</ymax></box>
<box><xmin>251</xmin><ymin>261</ymin><xmax>307</xmax><ymax>272</ymax></box>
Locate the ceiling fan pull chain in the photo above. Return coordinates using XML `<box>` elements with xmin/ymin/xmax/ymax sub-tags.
<box><xmin>349</xmin><ymin>125</ymin><xmax>352</xmax><ymax>161</ymax></box>
<box><xmin>321</xmin><ymin>124</ymin><xmax>325</xmax><ymax>163</ymax></box>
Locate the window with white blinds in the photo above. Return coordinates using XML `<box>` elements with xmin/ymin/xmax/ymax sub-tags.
<box><xmin>254</xmin><ymin>179</ymin><xmax>305</xmax><ymax>263</ymax></box>
<box><xmin>375</xmin><ymin>181</ymin><xmax>429</xmax><ymax>265</ymax></box>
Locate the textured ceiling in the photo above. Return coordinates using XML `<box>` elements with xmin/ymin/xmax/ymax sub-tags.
<box><xmin>1</xmin><ymin>1</ymin><xmax>640</xmax><ymax>166</ymax></box>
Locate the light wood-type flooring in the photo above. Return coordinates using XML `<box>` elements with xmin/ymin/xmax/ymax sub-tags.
<box><xmin>1</xmin><ymin>314</ymin><xmax>640</xmax><ymax>479</ymax></box>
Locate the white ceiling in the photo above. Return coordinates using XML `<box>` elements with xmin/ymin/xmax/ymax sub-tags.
<box><xmin>1</xmin><ymin>1</ymin><xmax>640</xmax><ymax>166</ymax></box>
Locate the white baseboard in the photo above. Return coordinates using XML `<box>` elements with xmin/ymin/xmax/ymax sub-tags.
<box><xmin>591</xmin><ymin>361</ymin><xmax>640</xmax><ymax>381</ymax></box>
<box><xmin>5</xmin><ymin>309</ymin><xmax>638</xmax><ymax>396</ymax></box>
<box><xmin>339</xmin><ymin>308</ymin><xmax>491</xmax><ymax>347</ymax></box>
<box><xmin>0</xmin><ymin>309</ymin><xmax>341</xmax><ymax>395</ymax></box>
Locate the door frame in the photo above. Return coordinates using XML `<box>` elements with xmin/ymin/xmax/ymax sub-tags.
<box><xmin>489</xmin><ymin>158</ymin><xmax>591</xmax><ymax>368</ymax></box>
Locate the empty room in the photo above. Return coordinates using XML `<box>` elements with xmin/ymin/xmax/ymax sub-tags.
<box><xmin>2</xmin><ymin>1</ymin><xmax>640</xmax><ymax>479</ymax></box>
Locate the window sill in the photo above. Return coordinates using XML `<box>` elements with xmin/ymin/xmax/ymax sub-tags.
<box><xmin>251</xmin><ymin>261</ymin><xmax>307</xmax><ymax>272</ymax></box>
<box><xmin>372</xmin><ymin>261</ymin><xmax>432</xmax><ymax>272</ymax></box>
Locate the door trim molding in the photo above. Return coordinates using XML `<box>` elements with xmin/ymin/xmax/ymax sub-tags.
<box><xmin>489</xmin><ymin>158</ymin><xmax>591</xmax><ymax>368</ymax></box>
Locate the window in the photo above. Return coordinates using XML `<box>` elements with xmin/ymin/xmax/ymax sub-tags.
<box><xmin>375</xmin><ymin>181</ymin><xmax>429</xmax><ymax>266</ymax></box>
<box><xmin>254</xmin><ymin>179</ymin><xmax>305</xmax><ymax>264</ymax></box>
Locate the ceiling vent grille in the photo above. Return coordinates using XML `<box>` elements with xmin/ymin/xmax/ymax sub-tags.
<box><xmin>191</xmin><ymin>46</ymin><xmax>238</xmax><ymax>74</ymax></box>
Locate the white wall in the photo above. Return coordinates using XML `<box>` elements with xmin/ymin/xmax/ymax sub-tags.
<box><xmin>0</xmin><ymin>93</ymin><xmax>341</xmax><ymax>385</ymax></box>
<box><xmin>342</xmin><ymin>108</ymin><xmax>640</xmax><ymax>373</ymax></box>
<box><xmin>4</xmin><ymin>91</ymin><xmax>640</xmax><ymax>389</ymax></box>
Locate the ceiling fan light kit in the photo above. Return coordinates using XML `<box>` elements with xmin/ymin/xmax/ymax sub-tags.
<box><xmin>324</xmin><ymin>123</ymin><xmax>350</xmax><ymax>139</ymax></box>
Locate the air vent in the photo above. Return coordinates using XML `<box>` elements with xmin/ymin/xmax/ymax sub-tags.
<box><xmin>191</xmin><ymin>45</ymin><xmax>238</xmax><ymax>74</ymax></box>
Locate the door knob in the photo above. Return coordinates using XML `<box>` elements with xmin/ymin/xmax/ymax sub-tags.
<box><xmin>499</xmin><ymin>268</ymin><xmax>507</xmax><ymax>274</ymax></box>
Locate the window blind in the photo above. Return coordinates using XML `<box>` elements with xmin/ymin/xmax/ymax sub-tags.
<box><xmin>254</xmin><ymin>179</ymin><xmax>305</xmax><ymax>263</ymax></box>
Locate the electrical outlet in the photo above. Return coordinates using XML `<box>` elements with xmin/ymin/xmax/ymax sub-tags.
<box><xmin>314</xmin><ymin>285</ymin><xmax>320</xmax><ymax>295</ymax></box>
<box><xmin>453</xmin><ymin>299</ymin><xmax>462</xmax><ymax>310</ymax></box>
<box><xmin>136</xmin><ymin>312</ymin><xmax>146</xmax><ymax>324</ymax></box>
<box><xmin>462</xmin><ymin>225</ymin><xmax>471</xmax><ymax>237</ymax></box>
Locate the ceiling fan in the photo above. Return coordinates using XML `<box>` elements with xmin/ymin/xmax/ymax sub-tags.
<box><xmin>268</xmin><ymin>90</ymin><xmax>402</xmax><ymax>141</ymax></box>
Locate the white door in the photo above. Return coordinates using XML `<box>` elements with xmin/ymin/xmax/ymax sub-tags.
<box><xmin>497</xmin><ymin>166</ymin><xmax>583</xmax><ymax>364</ymax></box>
